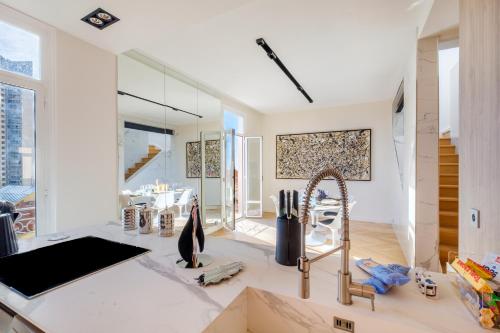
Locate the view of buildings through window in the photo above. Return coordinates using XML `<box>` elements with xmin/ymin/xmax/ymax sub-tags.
<box><xmin>0</xmin><ymin>20</ymin><xmax>38</xmax><ymax>238</ymax></box>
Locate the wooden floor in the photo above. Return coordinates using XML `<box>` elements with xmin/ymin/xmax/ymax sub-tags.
<box><xmin>213</xmin><ymin>212</ymin><xmax>407</xmax><ymax>266</ymax></box>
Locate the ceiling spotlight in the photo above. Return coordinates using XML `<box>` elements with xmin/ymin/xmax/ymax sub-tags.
<box><xmin>89</xmin><ymin>17</ymin><xmax>103</xmax><ymax>26</ymax></box>
<box><xmin>97</xmin><ymin>12</ymin><xmax>113</xmax><ymax>21</ymax></box>
<box><xmin>82</xmin><ymin>8</ymin><xmax>120</xmax><ymax>30</ymax></box>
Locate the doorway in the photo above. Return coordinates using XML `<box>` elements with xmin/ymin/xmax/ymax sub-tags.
<box><xmin>223</xmin><ymin>110</ymin><xmax>244</xmax><ymax>220</ymax></box>
<box><xmin>438</xmin><ymin>40</ymin><xmax>460</xmax><ymax>268</ymax></box>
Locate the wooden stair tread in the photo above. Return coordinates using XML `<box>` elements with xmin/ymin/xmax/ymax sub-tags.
<box><xmin>440</xmin><ymin>163</ymin><xmax>458</xmax><ymax>166</ymax></box>
<box><xmin>439</xmin><ymin>244</ymin><xmax>458</xmax><ymax>251</ymax></box>
<box><xmin>440</xmin><ymin>185</ymin><xmax>458</xmax><ymax>188</ymax></box>
<box><xmin>440</xmin><ymin>211</ymin><xmax>458</xmax><ymax>216</ymax></box>
<box><xmin>440</xmin><ymin>197</ymin><xmax>458</xmax><ymax>202</ymax></box>
<box><xmin>440</xmin><ymin>173</ymin><xmax>458</xmax><ymax>176</ymax></box>
<box><xmin>440</xmin><ymin>226</ymin><xmax>458</xmax><ymax>246</ymax></box>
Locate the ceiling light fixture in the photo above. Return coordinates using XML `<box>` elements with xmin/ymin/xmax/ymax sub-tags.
<box><xmin>256</xmin><ymin>38</ymin><xmax>313</xmax><ymax>103</ymax></box>
<box><xmin>81</xmin><ymin>8</ymin><xmax>120</xmax><ymax>30</ymax></box>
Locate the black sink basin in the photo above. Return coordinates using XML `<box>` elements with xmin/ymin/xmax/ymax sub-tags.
<box><xmin>0</xmin><ymin>236</ymin><xmax>149</xmax><ymax>299</ymax></box>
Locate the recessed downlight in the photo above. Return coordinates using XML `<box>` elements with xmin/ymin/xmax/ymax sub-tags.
<box><xmin>81</xmin><ymin>8</ymin><xmax>119</xmax><ymax>30</ymax></box>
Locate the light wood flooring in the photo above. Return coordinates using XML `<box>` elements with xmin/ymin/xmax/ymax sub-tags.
<box><xmin>213</xmin><ymin>212</ymin><xmax>407</xmax><ymax>266</ymax></box>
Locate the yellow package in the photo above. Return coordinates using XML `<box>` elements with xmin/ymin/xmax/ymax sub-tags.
<box><xmin>452</xmin><ymin>258</ymin><xmax>494</xmax><ymax>294</ymax></box>
<box><xmin>466</xmin><ymin>258</ymin><xmax>494</xmax><ymax>280</ymax></box>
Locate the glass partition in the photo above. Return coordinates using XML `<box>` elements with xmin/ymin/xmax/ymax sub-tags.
<box><xmin>117</xmin><ymin>53</ymin><xmax>225</xmax><ymax>231</ymax></box>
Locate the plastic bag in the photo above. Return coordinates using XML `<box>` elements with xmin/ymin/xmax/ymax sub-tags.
<box><xmin>356</xmin><ymin>258</ymin><xmax>410</xmax><ymax>286</ymax></box>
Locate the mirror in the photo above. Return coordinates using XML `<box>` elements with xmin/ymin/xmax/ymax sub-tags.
<box><xmin>117</xmin><ymin>53</ymin><xmax>223</xmax><ymax>231</ymax></box>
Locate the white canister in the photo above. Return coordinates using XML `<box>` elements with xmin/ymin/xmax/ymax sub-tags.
<box><xmin>158</xmin><ymin>209</ymin><xmax>175</xmax><ymax>237</ymax></box>
<box><xmin>138</xmin><ymin>206</ymin><xmax>153</xmax><ymax>234</ymax></box>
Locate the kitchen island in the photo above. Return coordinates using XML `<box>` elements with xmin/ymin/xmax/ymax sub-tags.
<box><xmin>0</xmin><ymin>223</ymin><xmax>486</xmax><ymax>332</ymax></box>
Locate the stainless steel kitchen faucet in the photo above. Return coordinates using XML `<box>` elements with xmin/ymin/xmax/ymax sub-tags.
<box><xmin>298</xmin><ymin>165</ymin><xmax>375</xmax><ymax>311</ymax></box>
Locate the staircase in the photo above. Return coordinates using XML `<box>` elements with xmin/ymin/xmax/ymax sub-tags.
<box><xmin>125</xmin><ymin>145</ymin><xmax>161</xmax><ymax>181</ymax></box>
<box><xmin>439</xmin><ymin>136</ymin><xmax>459</xmax><ymax>268</ymax></box>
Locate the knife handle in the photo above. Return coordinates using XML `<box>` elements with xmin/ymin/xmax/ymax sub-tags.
<box><xmin>278</xmin><ymin>190</ymin><xmax>285</xmax><ymax>217</ymax></box>
<box><xmin>286</xmin><ymin>190</ymin><xmax>291</xmax><ymax>219</ymax></box>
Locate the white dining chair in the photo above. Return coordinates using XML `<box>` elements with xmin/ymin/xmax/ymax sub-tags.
<box><xmin>319</xmin><ymin>201</ymin><xmax>357</xmax><ymax>247</ymax></box>
<box><xmin>269</xmin><ymin>195</ymin><xmax>279</xmax><ymax>217</ymax></box>
<box><xmin>175</xmin><ymin>189</ymin><xmax>192</xmax><ymax>216</ymax></box>
<box><xmin>153</xmin><ymin>192</ymin><xmax>175</xmax><ymax>210</ymax></box>
<box><xmin>118</xmin><ymin>194</ymin><xmax>131</xmax><ymax>209</ymax></box>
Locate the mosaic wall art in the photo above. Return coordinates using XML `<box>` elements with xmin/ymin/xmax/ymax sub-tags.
<box><xmin>276</xmin><ymin>129</ymin><xmax>371</xmax><ymax>181</ymax></box>
<box><xmin>186</xmin><ymin>140</ymin><xmax>221</xmax><ymax>178</ymax></box>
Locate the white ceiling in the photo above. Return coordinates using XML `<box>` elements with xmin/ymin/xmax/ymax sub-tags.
<box><xmin>1</xmin><ymin>0</ymin><xmax>430</xmax><ymax>113</ymax></box>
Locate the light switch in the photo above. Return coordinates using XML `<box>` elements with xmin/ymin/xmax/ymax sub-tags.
<box><xmin>471</xmin><ymin>209</ymin><xmax>480</xmax><ymax>228</ymax></box>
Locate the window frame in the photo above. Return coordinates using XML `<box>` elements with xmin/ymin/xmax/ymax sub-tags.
<box><xmin>0</xmin><ymin>4</ymin><xmax>56</xmax><ymax>235</ymax></box>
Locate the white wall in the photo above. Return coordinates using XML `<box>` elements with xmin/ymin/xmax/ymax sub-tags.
<box><xmin>438</xmin><ymin>46</ymin><xmax>459</xmax><ymax>136</ymax></box>
<box><xmin>392</xmin><ymin>34</ymin><xmax>418</xmax><ymax>267</ymax></box>
<box><xmin>449</xmin><ymin>62</ymin><xmax>459</xmax><ymax>146</ymax></box>
<box><xmin>54</xmin><ymin>30</ymin><xmax>117</xmax><ymax>231</ymax></box>
<box><xmin>261</xmin><ymin>100</ymin><xmax>400</xmax><ymax>224</ymax></box>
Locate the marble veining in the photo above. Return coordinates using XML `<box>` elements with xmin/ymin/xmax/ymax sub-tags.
<box><xmin>136</xmin><ymin>255</ymin><xmax>225</xmax><ymax>312</ymax></box>
<box><xmin>415</xmin><ymin>36</ymin><xmax>440</xmax><ymax>271</ymax></box>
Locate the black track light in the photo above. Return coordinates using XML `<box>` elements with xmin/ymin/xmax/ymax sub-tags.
<box><xmin>256</xmin><ymin>38</ymin><xmax>313</xmax><ymax>103</ymax></box>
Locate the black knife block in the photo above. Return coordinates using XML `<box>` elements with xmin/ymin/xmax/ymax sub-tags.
<box><xmin>275</xmin><ymin>216</ymin><xmax>301</xmax><ymax>266</ymax></box>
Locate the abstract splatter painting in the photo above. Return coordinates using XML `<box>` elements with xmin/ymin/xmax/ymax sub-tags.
<box><xmin>276</xmin><ymin>129</ymin><xmax>371</xmax><ymax>181</ymax></box>
<box><xmin>186</xmin><ymin>140</ymin><xmax>221</xmax><ymax>178</ymax></box>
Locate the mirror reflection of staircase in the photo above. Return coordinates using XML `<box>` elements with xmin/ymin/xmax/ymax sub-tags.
<box><xmin>125</xmin><ymin>145</ymin><xmax>161</xmax><ymax>181</ymax></box>
<box><xmin>439</xmin><ymin>135</ymin><xmax>459</xmax><ymax>270</ymax></box>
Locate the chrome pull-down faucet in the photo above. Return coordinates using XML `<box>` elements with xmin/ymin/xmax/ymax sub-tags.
<box><xmin>298</xmin><ymin>165</ymin><xmax>375</xmax><ymax>311</ymax></box>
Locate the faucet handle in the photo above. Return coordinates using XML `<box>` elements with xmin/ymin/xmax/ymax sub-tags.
<box><xmin>349</xmin><ymin>282</ymin><xmax>376</xmax><ymax>311</ymax></box>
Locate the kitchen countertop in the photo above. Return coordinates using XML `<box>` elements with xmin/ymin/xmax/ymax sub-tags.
<box><xmin>0</xmin><ymin>223</ymin><xmax>486</xmax><ymax>332</ymax></box>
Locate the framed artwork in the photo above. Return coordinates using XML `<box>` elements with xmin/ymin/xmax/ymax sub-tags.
<box><xmin>275</xmin><ymin>129</ymin><xmax>371</xmax><ymax>181</ymax></box>
<box><xmin>186</xmin><ymin>140</ymin><xmax>221</xmax><ymax>178</ymax></box>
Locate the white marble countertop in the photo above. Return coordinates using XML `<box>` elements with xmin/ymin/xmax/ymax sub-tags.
<box><xmin>0</xmin><ymin>223</ymin><xmax>486</xmax><ymax>333</ymax></box>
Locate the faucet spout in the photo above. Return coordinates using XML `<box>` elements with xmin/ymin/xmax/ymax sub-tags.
<box><xmin>298</xmin><ymin>165</ymin><xmax>375</xmax><ymax>310</ymax></box>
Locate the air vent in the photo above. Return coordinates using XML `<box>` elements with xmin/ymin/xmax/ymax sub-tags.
<box><xmin>81</xmin><ymin>8</ymin><xmax>120</xmax><ymax>30</ymax></box>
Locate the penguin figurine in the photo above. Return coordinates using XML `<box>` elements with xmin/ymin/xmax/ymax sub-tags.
<box><xmin>177</xmin><ymin>196</ymin><xmax>205</xmax><ymax>268</ymax></box>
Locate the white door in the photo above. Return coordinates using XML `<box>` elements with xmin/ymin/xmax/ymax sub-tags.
<box><xmin>244</xmin><ymin>137</ymin><xmax>263</xmax><ymax>218</ymax></box>
<box><xmin>222</xmin><ymin>129</ymin><xmax>235</xmax><ymax>230</ymax></box>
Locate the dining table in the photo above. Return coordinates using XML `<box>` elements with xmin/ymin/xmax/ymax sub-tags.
<box><xmin>128</xmin><ymin>189</ymin><xmax>186</xmax><ymax>206</ymax></box>
<box><xmin>303</xmin><ymin>198</ymin><xmax>343</xmax><ymax>247</ymax></box>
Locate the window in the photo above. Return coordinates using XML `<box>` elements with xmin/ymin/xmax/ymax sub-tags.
<box><xmin>0</xmin><ymin>20</ymin><xmax>40</xmax><ymax>80</ymax></box>
<box><xmin>0</xmin><ymin>15</ymin><xmax>43</xmax><ymax>239</ymax></box>
<box><xmin>0</xmin><ymin>82</ymin><xmax>36</xmax><ymax>238</ymax></box>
